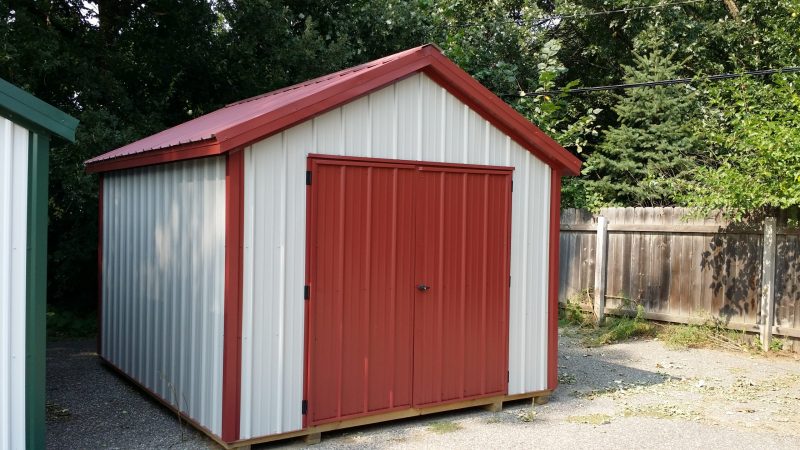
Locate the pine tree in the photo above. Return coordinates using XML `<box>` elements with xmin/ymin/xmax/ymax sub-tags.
<box><xmin>583</xmin><ymin>49</ymin><xmax>705</xmax><ymax>206</ymax></box>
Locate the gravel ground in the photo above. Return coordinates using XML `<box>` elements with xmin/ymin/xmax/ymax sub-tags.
<box><xmin>47</xmin><ymin>331</ymin><xmax>800</xmax><ymax>449</ymax></box>
<box><xmin>46</xmin><ymin>340</ymin><xmax>217</xmax><ymax>449</ymax></box>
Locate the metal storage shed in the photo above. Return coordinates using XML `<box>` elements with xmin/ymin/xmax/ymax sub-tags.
<box><xmin>85</xmin><ymin>44</ymin><xmax>580</xmax><ymax>448</ymax></box>
<box><xmin>1</xmin><ymin>78</ymin><xmax>78</xmax><ymax>450</ymax></box>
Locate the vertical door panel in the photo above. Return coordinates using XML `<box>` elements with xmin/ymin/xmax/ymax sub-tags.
<box><xmin>308</xmin><ymin>156</ymin><xmax>512</xmax><ymax>425</ymax></box>
<box><xmin>413</xmin><ymin>169</ymin><xmax>511</xmax><ymax>407</ymax></box>
<box><xmin>308</xmin><ymin>161</ymin><xmax>415</xmax><ymax>426</ymax></box>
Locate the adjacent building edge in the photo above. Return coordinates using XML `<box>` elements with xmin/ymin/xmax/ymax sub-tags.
<box><xmin>97</xmin><ymin>174</ymin><xmax>103</xmax><ymax>356</ymax></box>
<box><xmin>26</xmin><ymin>132</ymin><xmax>49</xmax><ymax>450</ymax></box>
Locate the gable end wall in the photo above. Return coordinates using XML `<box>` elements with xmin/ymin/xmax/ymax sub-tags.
<box><xmin>240</xmin><ymin>73</ymin><xmax>551</xmax><ymax>439</ymax></box>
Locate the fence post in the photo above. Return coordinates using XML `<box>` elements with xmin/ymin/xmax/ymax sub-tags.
<box><xmin>594</xmin><ymin>216</ymin><xmax>608</xmax><ymax>325</ymax></box>
<box><xmin>760</xmin><ymin>217</ymin><xmax>776</xmax><ymax>351</ymax></box>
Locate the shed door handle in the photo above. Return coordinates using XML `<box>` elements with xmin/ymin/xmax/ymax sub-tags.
<box><xmin>417</xmin><ymin>284</ymin><xmax>431</xmax><ymax>292</ymax></box>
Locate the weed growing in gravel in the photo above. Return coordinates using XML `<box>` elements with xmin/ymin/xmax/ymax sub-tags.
<box><xmin>558</xmin><ymin>372</ymin><xmax>577</xmax><ymax>384</ymax></box>
<box><xmin>46</xmin><ymin>401</ymin><xmax>71</xmax><ymax>420</ymax></box>
<box><xmin>427</xmin><ymin>421</ymin><xmax>463</xmax><ymax>434</ymax></box>
<box><xmin>516</xmin><ymin>407</ymin><xmax>537</xmax><ymax>422</ymax></box>
<box><xmin>567</xmin><ymin>414</ymin><xmax>612</xmax><ymax>425</ymax></box>
<box><xmin>623</xmin><ymin>403</ymin><xmax>702</xmax><ymax>421</ymax></box>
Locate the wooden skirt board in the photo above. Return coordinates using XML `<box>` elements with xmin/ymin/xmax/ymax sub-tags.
<box><xmin>305</xmin><ymin>155</ymin><xmax>513</xmax><ymax>427</ymax></box>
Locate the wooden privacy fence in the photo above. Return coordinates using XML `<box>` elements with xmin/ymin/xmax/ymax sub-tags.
<box><xmin>559</xmin><ymin>207</ymin><xmax>800</xmax><ymax>350</ymax></box>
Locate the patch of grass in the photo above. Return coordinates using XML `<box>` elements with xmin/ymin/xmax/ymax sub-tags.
<box><xmin>770</xmin><ymin>338</ymin><xmax>785</xmax><ymax>352</ymax></box>
<box><xmin>427</xmin><ymin>421</ymin><xmax>462</xmax><ymax>434</ymax></box>
<box><xmin>659</xmin><ymin>324</ymin><xmax>713</xmax><ymax>349</ymax></box>
<box><xmin>586</xmin><ymin>306</ymin><xmax>655</xmax><ymax>346</ymax></box>
<box><xmin>658</xmin><ymin>321</ymin><xmax>762</xmax><ymax>353</ymax></box>
<box><xmin>47</xmin><ymin>305</ymin><xmax>97</xmax><ymax>339</ymax></box>
<box><xmin>567</xmin><ymin>413</ymin><xmax>612</xmax><ymax>425</ymax></box>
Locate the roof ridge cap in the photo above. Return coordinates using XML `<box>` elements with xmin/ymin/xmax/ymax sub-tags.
<box><xmin>224</xmin><ymin>45</ymin><xmax>430</xmax><ymax>108</ymax></box>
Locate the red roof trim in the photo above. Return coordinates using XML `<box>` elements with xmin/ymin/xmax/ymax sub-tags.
<box><xmin>86</xmin><ymin>140</ymin><xmax>222</xmax><ymax>173</ymax></box>
<box><xmin>85</xmin><ymin>45</ymin><xmax>580</xmax><ymax>175</ymax></box>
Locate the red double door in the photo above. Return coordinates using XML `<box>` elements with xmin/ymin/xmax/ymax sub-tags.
<box><xmin>305</xmin><ymin>155</ymin><xmax>512</xmax><ymax>426</ymax></box>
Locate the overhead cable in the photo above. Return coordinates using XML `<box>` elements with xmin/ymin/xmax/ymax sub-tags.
<box><xmin>505</xmin><ymin>66</ymin><xmax>800</xmax><ymax>97</ymax></box>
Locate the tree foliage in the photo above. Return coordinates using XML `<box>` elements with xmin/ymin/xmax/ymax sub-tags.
<box><xmin>683</xmin><ymin>75</ymin><xmax>800</xmax><ymax>220</ymax></box>
<box><xmin>1</xmin><ymin>0</ymin><xmax>799</xmax><ymax>311</ymax></box>
<box><xmin>583</xmin><ymin>46</ymin><xmax>704</xmax><ymax>206</ymax></box>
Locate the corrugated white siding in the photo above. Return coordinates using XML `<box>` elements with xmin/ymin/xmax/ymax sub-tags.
<box><xmin>102</xmin><ymin>157</ymin><xmax>226</xmax><ymax>435</ymax></box>
<box><xmin>0</xmin><ymin>117</ymin><xmax>29</xmax><ymax>450</ymax></box>
<box><xmin>241</xmin><ymin>73</ymin><xmax>551</xmax><ymax>437</ymax></box>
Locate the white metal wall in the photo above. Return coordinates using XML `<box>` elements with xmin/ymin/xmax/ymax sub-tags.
<box><xmin>240</xmin><ymin>72</ymin><xmax>551</xmax><ymax>438</ymax></box>
<box><xmin>0</xmin><ymin>117</ymin><xmax>29</xmax><ymax>450</ymax></box>
<box><xmin>102</xmin><ymin>156</ymin><xmax>226</xmax><ymax>436</ymax></box>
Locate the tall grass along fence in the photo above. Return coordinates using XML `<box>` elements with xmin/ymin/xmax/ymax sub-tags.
<box><xmin>560</xmin><ymin>207</ymin><xmax>800</xmax><ymax>351</ymax></box>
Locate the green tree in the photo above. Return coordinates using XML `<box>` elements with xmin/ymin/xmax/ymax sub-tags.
<box><xmin>582</xmin><ymin>48</ymin><xmax>705</xmax><ymax>206</ymax></box>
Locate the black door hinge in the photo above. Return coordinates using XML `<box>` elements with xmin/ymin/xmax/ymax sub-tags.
<box><xmin>511</xmin><ymin>180</ymin><xmax>514</xmax><ymax>192</ymax></box>
<box><xmin>306</xmin><ymin>170</ymin><xmax>312</xmax><ymax>186</ymax></box>
<box><xmin>302</xmin><ymin>399</ymin><xmax>308</xmax><ymax>415</ymax></box>
<box><xmin>507</xmin><ymin>371</ymin><xmax>510</xmax><ymax>382</ymax></box>
<box><xmin>304</xmin><ymin>285</ymin><xmax>310</xmax><ymax>301</ymax></box>
<box><xmin>509</xmin><ymin>275</ymin><xmax>511</xmax><ymax>288</ymax></box>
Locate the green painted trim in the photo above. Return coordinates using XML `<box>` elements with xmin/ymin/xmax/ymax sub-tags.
<box><xmin>0</xmin><ymin>78</ymin><xmax>78</xmax><ymax>142</ymax></box>
<box><xmin>25</xmin><ymin>131</ymin><xmax>49</xmax><ymax>450</ymax></box>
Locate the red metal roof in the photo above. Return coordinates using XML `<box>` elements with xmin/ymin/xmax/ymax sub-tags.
<box><xmin>85</xmin><ymin>44</ymin><xmax>581</xmax><ymax>175</ymax></box>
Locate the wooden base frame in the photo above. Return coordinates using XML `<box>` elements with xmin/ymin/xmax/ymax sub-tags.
<box><xmin>227</xmin><ymin>390</ymin><xmax>552</xmax><ymax>449</ymax></box>
<box><xmin>101</xmin><ymin>355</ymin><xmax>550</xmax><ymax>449</ymax></box>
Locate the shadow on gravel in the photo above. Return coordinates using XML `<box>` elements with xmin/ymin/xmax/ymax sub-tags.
<box><xmin>555</xmin><ymin>337</ymin><xmax>672</xmax><ymax>400</ymax></box>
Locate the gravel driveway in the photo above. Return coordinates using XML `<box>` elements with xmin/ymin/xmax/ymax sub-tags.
<box><xmin>47</xmin><ymin>330</ymin><xmax>800</xmax><ymax>449</ymax></box>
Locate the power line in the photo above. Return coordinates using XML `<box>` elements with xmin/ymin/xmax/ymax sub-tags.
<box><xmin>505</xmin><ymin>66</ymin><xmax>800</xmax><ymax>97</ymax></box>
<box><xmin>450</xmin><ymin>0</ymin><xmax>711</xmax><ymax>29</ymax></box>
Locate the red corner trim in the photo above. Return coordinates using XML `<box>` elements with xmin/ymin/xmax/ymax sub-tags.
<box><xmin>547</xmin><ymin>168</ymin><xmax>561</xmax><ymax>391</ymax></box>
<box><xmin>222</xmin><ymin>150</ymin><xmax>244</xmax><ymax>442</ymax></box>
<box><xmin>97</xmin><ymin>174</ymin><xmax>104</xmax><ymax>356</ymax></box>
<box><xmin>85</xmin><ymin>140</ymin><xmax>222</xmax><ymax>174</ymax></box>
